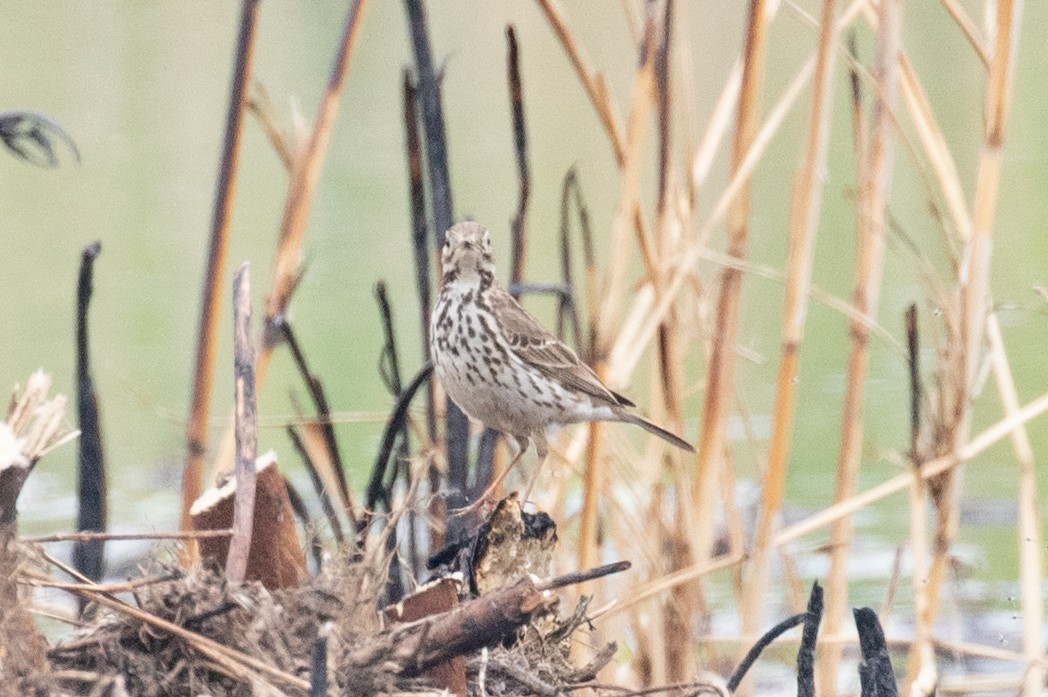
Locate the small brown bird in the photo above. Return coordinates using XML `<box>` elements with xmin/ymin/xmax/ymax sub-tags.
<box><xmin>430</xmin><ymin>222</ymin><xmax>693</xmax><ymax>506</ymax></box>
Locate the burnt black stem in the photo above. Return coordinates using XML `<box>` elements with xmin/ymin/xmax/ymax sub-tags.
<box><xmin>796</xmin><ymin>581</ymin><xmax>824</xmax><ymax>697</ymax></box>
<box><xmin>74</xmin><ymin>241</ymin><xmax>107</xmax><ymax>585</ymax></box>
<box><xmin>366</xmin><ymin>362</ymin><xmax>434</xmax><ymax>513</ymax></box>
<box><xmin>726</xmin><ymin>613</ymin><xmax>808</xmax><ymax>692</ymax></box>
<box><xmin>283</xmin><ymin>477</ymin><xmax>324</xmax><ymax>570</ymax></box>
<box><xmin>309</xmin><ymin>629</ymin><xmax>329</xmax><ymax>697</ymax></box>
<box><xmin>854</xmin><ymin>607</ymin><xmax>899</xmax><ymax>697</ymax></box>
<box><xmin>278</xmin><ymin>316</ymin><xmax>356</xmax><ymax>529</ymax></box>
<box><xmin>403</xmin><ymin>0</ymin><xmax>468</xmax><ymax>513</ymax></box>
<box><xmin>402</xmin><ymin>70</ymin><xmax>438</xmax><ymax>443</ymax></box>
<box><xmin>506</xmin><ymin>24</ymin><xmax>530</xmax><ymax>295</ymax></box>
<box><xmin>905</xmin><ymin>304</ymin><xmax>921</xmax><ymax>461</ymax></box>
<box><xmin>558</xmin><ymin>169</ymin><xmax>593</xmax><ymax>357</ymax></box>
<box><xmin>286</xmin><ymin>425</ymin><xmax>345</xmax><ymax>545</ymax></box>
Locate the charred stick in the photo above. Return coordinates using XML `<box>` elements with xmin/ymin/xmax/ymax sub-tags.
<box><xmin>506</xmin><ymin>24</ymin><xmax>530</xmax><ymax>295</ymax></box>
<box><xmin>905</xmin><ymin>304</ymin><xmax>921</xmax><ymax>461</ymax></box>
<box><xmin>403</xmin><ymin>0</ymin><xmax>468</xmax><ymax>505</ymax></box>
<box><xmin>366</xmin><ymin>362</ymin><xmax>434</xmax><ymax>513</ymax></box>
<box><xmin>402</xmin><ymin>71</ymin><xmax>437</xmax><ymax>443</ymax></box>
<box><xmin>278</xmin><ymin>316</ymin><xmax>355</xmax><ymax>526</ymax></box>
<box><xmin>74</xmin><ymin>241</ymin><xmax>107</xmax><ymax>583</ymax></box>
<box><xmin>727</xmin><ymin>613</ymin><xmax>807</xmax><ymax>691</ymax></box>
<box><xmin>796</xmin><ymin>581</ymin><xmax>824</xmax><ymax>697</ymax></box>
<box><xmin>283</xmin><ymin>476</ymin><xmax>324</xmax><ymax>570</ymax></box>
<box><xmin>854</xmin><ymin>607</ymin><xmax>899</xmax><ymax>697</ymax></box>
<box><xmin>286</xmin><ymin>425</ymin><xmax>345</xmax><ymax>544</ymax></box>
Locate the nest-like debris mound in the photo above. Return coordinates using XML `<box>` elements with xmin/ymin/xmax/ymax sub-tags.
<box><xmin>34</xmin><ymin>548</ymin><xmax>614</xmax><ymax>697</ymax></box>
<box><xmin>465</xmin><ymin>596</ymin><xmax>616</xmax><ymax>697</ymax></box>
<box><xmin>46</xmin><ymin>552</ymin><xmax>383</xmax><ymax>696</ymax></box>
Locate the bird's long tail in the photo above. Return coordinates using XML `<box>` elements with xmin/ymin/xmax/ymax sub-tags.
<box><xmin>620</xmin><ymin>412</ymin><xmax>694</xmax><ymax>452</ymax></box>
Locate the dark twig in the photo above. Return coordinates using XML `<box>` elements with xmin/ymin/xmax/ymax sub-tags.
<box><xmin>537</xmin><ymin>560</ymin><xmax>631</xmax><ymax>591</ymax></box>
<box><xmin>854</xmin><ymin>607</ymin><xmax>899</xmax><ymax>697</ymax></box>
<box><xmin>0</xmin><ymin>110</ymin><xmax>79</xmax><ymax>167</ymax></box>
<box><xmin>74</xmin><ymin>242</ymin><xmax>107</xmax><ymax>584</ymax></box>
<box><xmin>277</xmin><ymin>316</ymin><xmax>356</xmax><ymax>527</ymax></box>
<box><xmin>404</xmin><ymin>0</ymin><xmax>468</xmax><ymax>513</ymax></box>
<box><xmin>283</xmin><ymin>477</ymin><xmax>324</xmax><ymax>571</ymax></box>
<box><xmin>181</xmin><ymin>0</ymin><xmax>262</xmax><ymax>536</ymax></box>
<box><xmin>309</xmin><ymin>628</ymin><xmax>329</xmax><ymax>697</ymax></box>
<box><xmin>905</xmin><ymin>304</ymin><xmax>921</xmax><ymax>460</ymax></box>
<box><xmin>797</xmin><ymin>581</ymin><xmax>824</xmax><ymax>697</ymax></box>
<box><xmin>226</xmin><ymin>263</ymin><xmax>258</xmax><ymax>584</ymax></box>
<box><xmin>558</xmin><ymin>169</ymin><xmax>594</xmax><ymax>358</ymax></box>
<box><xmin>471</xmin><ymin>429</ymin><xmax>500</xmax><ymax>500</ymax></box>
<box><xmin>506</xmin><ymin>24</ymin><xmax>530</xmax><ymax>295</ymax></box>
<box><xmin>726</xmin><ymin>613</ymin><xmax>807</xmax><ymax>691</ymax></box>
<box><xmin>375</xmin><ymin>282</ymin><xmax>405</xmax><ymax>395</ymax></box>
<box><xmin>402</xmin><ymin>71</ymin><xmax>437</xmax><ymax>443</ymax></box>
<box><xmin>286</xmin><ymin>425</ymin><xmax>345</xmax><ymax>545</ymax></box>
<box><xmin>374</xmin><ymin>282</ymin><xmax>413</xmax><ymax>562</ymax></box>
<box><xmin>366</xmin><ymin>363</ymin><xmax>434</xmax><ymax>514</ymax></box>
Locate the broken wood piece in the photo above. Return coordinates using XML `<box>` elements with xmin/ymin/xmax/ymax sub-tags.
<box><xmin>471</xmin><ymin>492</ymin><xmax>556</xmax><ymax>596</ymax></box>
<box><xmin>190</xmin><ymin>451</ymin><xmax>305</xmax><ymax>589</ymax></box>
<box><xmin>383</xmin><ymin>576</ymin><xmax>466</xmax><ymax>695</ymax></box>
<box><xmin>356</xmin><ymin>575</ymin><xmax>556</xmax><ymax>681</ymax></box>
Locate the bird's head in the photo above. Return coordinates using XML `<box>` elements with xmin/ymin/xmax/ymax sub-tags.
<box><xmin>441</xmin><ymin>221</ymin><xmax>495</xmax><ymax>286</ymax></box>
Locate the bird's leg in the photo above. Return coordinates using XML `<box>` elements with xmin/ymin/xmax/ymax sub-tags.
<box><xmin>453</xmin><ymin>435</ymin><xmax>530</xmax><ymax>516</ymax></box>
<box><xmin>521</xmin><ymin>433</ymin><xmax>550</xmax><ymax>506</ymax></box>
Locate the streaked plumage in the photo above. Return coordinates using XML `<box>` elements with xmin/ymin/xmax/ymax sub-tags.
<box><xmin>430</xmin><ymin>222</ymin><xmax>693</xmax><ymax>500</ymax></box>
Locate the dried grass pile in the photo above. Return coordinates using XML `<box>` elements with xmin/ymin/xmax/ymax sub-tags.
<box><xmin>30</xmin><ymin>547</ymin><xmax>614</xmax><ymax>697</ymax></box>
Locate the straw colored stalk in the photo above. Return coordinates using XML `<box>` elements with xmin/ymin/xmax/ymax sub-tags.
<box><xmin>181</xmin><ymin>0</ymin><xmax>262</xmax><ymax>540</ymax></box>
<box><xmin>818</xmin><ymin>0</ymin><xmax>900</xmax><ymax>690</ymax></box>
<box><xmin>534</xmin><ymin>0</ymin><xmax>626</xmax><ymax>164</ymax></box>
<box><xmin>576</xmin><ymin>16</ymin><xmax>657</xmax><ymax>579</ymax></box>
<box><xmin>690</xmin><ymin>0</ymin><xmax>771</xmax><ymax>601</ymax></box>
<box><xmin>205</xmin><ymin>0</ymin><xmax>369</xmax><ymax>501</ymax></box>
<box><xmin>605</xmin><ymin>0</ymin><xmax>869</xmax><ymax>381</ymax></box>
<box><xmin>986</xmin><ymin>313</ymin><xmax>1043</xmax><ymax>697</ymax></box>
<box><xmin>908</xmin><ymin>2</ymin><xmax>1023</xmax><ymax>692</ymax></box>
<box><xmin>649</xmin><ymin>0</ymin><xmax>696</xmax><ymax>684</ymax></box>
<box><xmin>773</xmin><ymin>388</ymin><xmax>1048</xmax><ymax>547</ymax></box>
<box><xmin>741</xmin><ymin>0</ymin><xmax>839</xmax><ymax>645</ymax></box>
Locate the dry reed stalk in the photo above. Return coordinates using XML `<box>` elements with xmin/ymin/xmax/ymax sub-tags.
<box><xmin>262</xmin><ymin>0</ymin><xmax>368</xmax><ymax>331</ymax></box>
<box><xmin>774</xmin><ymin>388</ymin><xmax>1048</xmax><ymax>547</ymax></box>
<box><xmin>939</xmin><ymin>0</ymin><xmax>990</xmax><ymax>66</ymax></box>
<box><xmin>740</xmin><ymin>0</ymin><xmax>839</xmax><ymax>648</ymax></box>
<box><xmin>180</xmin><ymin>0</ymin><xmax>262</xmax><ymax>542</ymax></box>
<box><xmin>576</xmin><ymin>13</ymin><xmax>657</xmax><ymax>583</ymax></box>
<box><xmin>907</xmin><ymin>3</ymin><xmax>1023</xmax><ymax>692</ymax></box>
<box><xmin>690</xmin><ymin>1</ymin><xmax>770</xmax><ymax>602</ymax></box>
<box><xmin>607</xmin><ymin>0</ymin><xmax>869</xmax><ymax>382</ymax></box>
<box><xmin>203</xmin><ymin>1</ymin><xmax>369</xmax><ymax>530</ymax></box>
<box><xmin>986</xmin><ymin>313</ymin><xmax>1044</xmax><ymax>696</ymax></box>
<box><xmin>533</xmin><ymin>0</ymin><xmax>626</xmax><ymax>163</ymax></box>
<box><xmin>818</xmin><ymin>0</ymin><xmax>899</xmax><ymax>690</ymax></box>
<box><xmin>24</xmin><ymin>529</ymin><xmax>233</xmax><ymax>543</ymax></box>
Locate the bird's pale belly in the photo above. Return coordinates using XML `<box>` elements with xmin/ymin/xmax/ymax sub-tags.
<box><xmin>431</xmin><ymin>297</ymin><xmax>604</xmax><ymax>436</ymax></box>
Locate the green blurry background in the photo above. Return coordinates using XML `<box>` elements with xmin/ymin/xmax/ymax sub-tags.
<box><xmin>1</xmin><ymin>1</ymin><xmax>1045</xmax><ymax>617</ymax></box>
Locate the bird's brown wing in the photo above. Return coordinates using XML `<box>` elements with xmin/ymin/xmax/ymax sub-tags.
<box><xmin>490</xmin><ymin>288</ymin><xmax>629</xmax><ymax>407</ymax></box>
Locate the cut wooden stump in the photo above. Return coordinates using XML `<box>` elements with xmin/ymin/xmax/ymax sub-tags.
<box><xmin>190</xmin><ymin>451</ymin><xmax>306</xmax><ymax>589</ymax></box>
<box><xmin>384</xmin><ymin>576</ymin><xmax>466</xmax><ymax>695</ymax></box>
